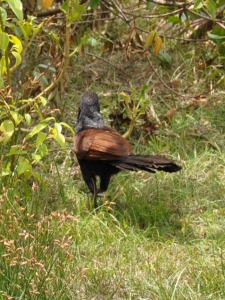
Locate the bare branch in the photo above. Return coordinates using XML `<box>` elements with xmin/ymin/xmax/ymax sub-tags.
<box><xmin>148</xmin><ymin>0</ymin><xmax>193</xmax><ymax>7</ymax></box>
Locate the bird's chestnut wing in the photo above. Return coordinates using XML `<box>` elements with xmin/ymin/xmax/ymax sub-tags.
<box><xmin>74</xmin><ymin>128</ymin><xmax>131</xmax><ymax>160</ymax></box>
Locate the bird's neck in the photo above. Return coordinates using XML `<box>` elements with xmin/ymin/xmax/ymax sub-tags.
<box><xmin>76</xmin><ymin>114</ymin><xmax>105</xmax><ymax>133</ymax></box>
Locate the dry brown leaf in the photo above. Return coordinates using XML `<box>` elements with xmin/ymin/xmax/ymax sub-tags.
<box><xmin>191</xmin><ymin>98</ymin><xmax>208</xmax><ymax>108</ymax></box>
<box><xmin>163</xmin><ymin>108</ymin><xmax>176</xmax><ymax>123</ymax></box>
<box><xmin>42</xmin><ymin>0</ymin><xmax>55</xmax><ymax>9</ymax></box>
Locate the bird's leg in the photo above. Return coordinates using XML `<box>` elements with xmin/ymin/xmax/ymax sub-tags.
<box><xmin>78</xmin><ymin>161</ymin><xmax>99</xmax><ymax>209</ymax></box>
<box><xmin>99</xmin><ymin>175</ymin><xmax>111</xmax><ymax>195</ymax></box>
<box><xmin>91</xmin><ymin>177</ymin><xmax>98</xmax><ymax>209</ymax></box>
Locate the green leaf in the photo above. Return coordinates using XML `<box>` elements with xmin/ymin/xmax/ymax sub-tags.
<box><xmin>52</xmin><ymin>126</ymin><xmax>66</xmax><ymax>149</ymax></box>
<box><xmin>26</xmin><ymin>123</ymin><xmax>48</xmax><ymax>140</ymax></box>
<box><xmin>32</xmin><ymin>22</ymin><xmax>44</xmax><ymax>38</ymax></box>
<box><xmin>0</xmin><ymin>119</ymin><xmax>14</xmax><ymax>144</ymax></box>
<box><xmin>7</xmin><ymin>147</ymin><xmax>27</xmax><ymax>156</ymax></box>
<box><xmin>168</xmin><ymin>16</ymin><xmax>181</xmax><ymax>25</ymax></box>
<box><xmin>38</xmin><ymin>63</ymin><xmax>50</xmax><ymax>69</ymax></box>
<box><xmin>25</xmin><ymin>113</ymin><xmax>32</xmax><ymax>126</ymax></box>
<box><xmin>158</xmin><ymin>51</ymin><xmax>172</xmax><ymax>65</ymax></box>
<box><xmin>0</xmin><ymin>33</ymin><xmax>9</xmax><ymax>54</ymax></box>
<box><xmin>89</xmin><ymin>0</ymin><xmax>101</xmax><ymax>9</ymax></box>
<box><xmin>146</xmin><ymin>2</ymin><xmax>155</xmax><ymax>10</ymax></box>
<box><xmin>54</xmin><ymin>122</ymin><xmax>62</xmax><ymax>133</ymax></box>
<box><xmin>18</xmin><ymin>98</ymin><xmax>35</xmax><ymax>105</ymax></box>
<box><xmin>10</xmin><ymin>51</ymin><xmax>22</xmax><ymax>71</ymax></box>
<box><xmin>42</xmin><ymin>117</ymin><xmax>55</xmax><ymax>123</ymax></box>
<box><xmin>1</xmin><ymin>59</ymin><xmax>8</xmax><ymax>78</ymax></box>
<box><xmin>18</xmin><ymin>21</ymin><xmax>33</xmax><ymax>40</ymax></box>
<box><xmin>37</xmin><ymin>143</ymin><xmax>48</xmax><ymax>158</ymax></box>
<box><xmin>60</xmin><ymin>1</ymin><xmax>69</xmax><ymax>14</ymax></box>
<box><xmin>140</xmin><ymin>85</ymin><xmax>149</xmax><ymax>99</ymax></box>
<box><xmin>49</xmin><ymin>32</ymin><xmax>60</xmax><ymax>44</ymax></box>
<box><xmin>0</xmin><ymin>7</ymin><xmax>7</xmax><ymax>23</ymax></box>
<box><xmin>119</xmin><ymin>92</ymin><xmax>131</xmax><ymax>107</ymax></box>
<box><xmin>194</xmin><ymin>0</ymin><xmax>203</xmax><ymax>9</ymax></box>
<box><xmin>0</xmin><ymin>77</ymin><xmax>4</xmax><ymax>88</ymax></box>
<box><xmin>60</xmin><ymin>122</ymin><xmax>75</xmax><ymax>135</ymax></box>
<box><xmin>40</xmin><ymin>75</ymin><xmax>49</xmax><ymax>87</ymax></box>
<box><xmin>39</xmin><ymin>96</ymin><xmax>47</xmax><ymax>106</ymax></box>
<box><xmin>32</xmin><ymin>153</ymin><xmax>42</xmax><ymax>162</ymax></box>
<box><xmin>61</xmin><ymin>0</ymin><xmax>86</xmax><ymax>23</ymax></box>
<box><xmin>33</xmin><ymin>143</ymin><xmax>48</xmax><ymax>161</ymax></box>
<box><xmin>36</xmin><ymin>132</ymin><xmax>47</xmax><ymax>147</ymax></box>
<box><xmin>209</xmin><ymin>69</ymin><xmax>222</xmax><ymax>80</ymax></box>
<box><xmin>0</xmin><ymin>56</ymin><xmax>8</xmax><ymax>75</ymax></box>
<box><xmin>17</xmin><ymin>157</ymin><xmax>32</xmax><ymax>176</ymax></box>
<box><xmin>205</xmin><ymin>0</ymin><xmax>217</xmax><ymax>19</ymax></box>
<box><xmin>54</xmin><ymin>132</ymin><xmax>66</xmax><ymax>150</ymax></box>
<box><xmin>208</xmin><ymin>32</ymin><xmax>225</xmax><ymax>44</ymax></box>
<box><xmin>8</xmin><ymin>0</ymin><xmax>23</xmax><ymax>21</ymax></box>
<box><xmin>1</xmin><ymin>169</ymin><xmax>11</xmax><ymax>177</ymax></box>
<box><xmin>10</xmin><ymin>111</ymin><xmax>23</xmax><ymax>125</ymax></box>
<box><xmin>87</xmin><ymin>37</ymin><xmax>98</xmax><ymax>47</ymax></box>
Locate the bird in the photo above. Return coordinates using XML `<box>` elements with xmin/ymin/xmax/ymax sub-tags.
<box><xmin>74</xmin><ymin>92</ymin><xmax>182</xmax><ymax>208</ymax></box>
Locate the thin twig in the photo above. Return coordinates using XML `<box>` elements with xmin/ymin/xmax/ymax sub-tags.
<box><xmin>217</xmin><ymin>22</ymin><xmax>225</xmax><ymax>30</ymax></box>
<box><xmin>148</xmin><ymin>0</ymin><xmax>193</xmax><ymax>7</ymax></box>
<box><xmin>147</xmin><ymin>56</ymin><xmax>217</xmax><ymax>98</ymax></box>
<box><xmin>102</xmin><ymin>0</ymin><xmax>131</xmax><ymax>25</ymax></box>
<box><xmin>86</xmin><ymin>52</ymin><xmax>131</xmax><ymax>78</ymax></box>
<box><xmin>108</xmin><ymin>0</ymin><xmax>129</xmax><ymax>23</ymax></box>
<box><xmin>127</xmin><ymin>8</ymin><xmax>184</xmax><ymax>21</ymax></box>
<box><xmin>146</xmin><ymin>56</ymin><xmax>194</xmax><ymax>99</ymax></box>
<box><xmin>186</xmin><ymin>8</ymin><xmax>224</xmax><ymax>23</ymax></box>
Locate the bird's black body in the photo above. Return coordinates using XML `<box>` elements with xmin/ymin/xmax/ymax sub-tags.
<box><xmin>75</xmin><ymin>92</ymin><xmax>181</xmax><ymax>207</ymax></box>
<box><xmin>77</xmin><ymin>159</ymin><xmax>120</xmax><ymax>196</ymax></box>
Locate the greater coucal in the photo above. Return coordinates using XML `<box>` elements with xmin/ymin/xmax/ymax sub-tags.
<box><xmin>74</xmin><ymin>92</ymin><xmax>181</xmax><ymax>208</ymax></box>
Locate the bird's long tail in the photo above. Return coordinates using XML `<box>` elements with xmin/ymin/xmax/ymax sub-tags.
<box><xmin>111</xmin><ymin>155</ymin><xmax>181</xmax><ymax>173</ymax></box>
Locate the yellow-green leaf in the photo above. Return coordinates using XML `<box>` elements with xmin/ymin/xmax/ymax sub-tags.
<box><xmin>25</xmin><ymin>113</ymin><xmax>32</xmax><ymax>127</ymax></box>
<box><xmin>8</xmin><ymin>0</ymin><xmax>23</xmax><ymax>21</ymax></box>
<box><xmin>0</xmin><ymin>56</ymin><xmax>8</xmax><ymax>75</ymax></box>
<box><xmin>36</xmin><ymin>132</ymin><xmax>47</xmax><ymax>147</ymax></box>
<box><xmin>54</xmin><ymin>132</ymin><xmax>66</xmax><ymax>150</ymax></box>
<box><xmin>144</xmin><ymin>31</ymin><xmax>157</xmax><ymax>50</ymax></box>
<box><xmin>17</xmin><ymin>157</ymin><xmax>32</xmax><ymax>176</ymax></box>
<box><xmin>32</xmin><ymin>22</ymin><xmax>44</xmax><ymax>38</ymax></box>
<box><xmin>26</xmin><ymin>123</ymin><xmax>48</xmax><ymax>140</ymax></box>
<box><xmin>0</xmin><ymin>7</ymin><xmax>7</xmax><ymax>24</ymax></box>
<box><xmin>10</xmin><ymin>111</ymin><xmax>23</xmax><ymax>125</ymax></box>
<box><xmin>0</xmin><ymin>32</ymin><xmax>9</xmax><ymax>54</ymax></box>
<box><xmin>10</xmin><ymin>51</ymin><xmax>22</xmax><ymax>71</ymax></box>
<box><xmin>0</xmin><ymin>120</ymin><xmax>14</xmax><ymax>144</ymax></box>
<box><xmin>39</xmin><ymin>96</ymin><xmax>47</xmax><ymax>106</ymax></box>
<box><xmin>10</xmin><ymin>35</ymin><xmax>23</xmax><ymax>53</ymax></box>
<box><xmin>54</xmin><ymin>122</ymin><xmax>62</xmax><ymax>133</ymax></box>
<box><xmin>60</xmin><ymin>122</ymin><xmax>75</xmax><ymax>135</ymax></box>
<box><xmin>61</xmin><ymin>0</ymin><xmax>86</xmax><ymax>23</ymax></box>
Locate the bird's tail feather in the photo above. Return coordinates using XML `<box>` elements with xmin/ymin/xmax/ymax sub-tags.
<box><xmin>111</xmin><ymin>155</ymin><xmax>181</xmax><ymax>173</ymax></box>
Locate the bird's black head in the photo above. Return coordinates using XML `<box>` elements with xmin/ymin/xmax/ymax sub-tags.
<box><xmin>75</xmin><ymin>92</ymin><xmax>105</xmax><ymax>133</ymax></box>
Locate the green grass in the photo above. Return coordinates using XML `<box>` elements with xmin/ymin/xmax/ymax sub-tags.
<box><xmin>1</xmin><ymin>99</ymin><xmax>225</xmax><ymax>299</ymax></box>
<box><xmin>1</xmin><ymin>35</ymin><xmax>225</xmax><ymax>299</ymax></box>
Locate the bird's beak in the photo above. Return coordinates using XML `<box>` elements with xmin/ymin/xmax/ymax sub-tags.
<box><xmin>77</xmin><ymin>107</ymin><xmax>81</xmax><ymax>119</ymax></box>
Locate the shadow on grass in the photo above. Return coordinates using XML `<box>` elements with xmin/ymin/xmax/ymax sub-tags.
<box><xmin>101</xmin><ymin>172</ymin><xmax>196</xmax><ymax>242</ymax></box>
